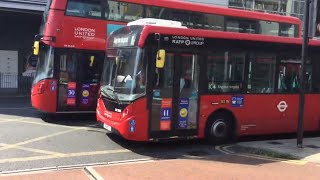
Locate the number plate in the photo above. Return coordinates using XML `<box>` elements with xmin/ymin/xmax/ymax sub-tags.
<box><xmin>103</xmin><ymin>123</ymin><xmax>112</xmax><ymax>131</ymax></box>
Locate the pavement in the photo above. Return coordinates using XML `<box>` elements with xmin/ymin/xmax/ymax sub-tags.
<box><xmin>1</xmin><ymin>137</ymin><xmax>319</xmax><ymax>179</ymax></box>
<box><xmin>234</xmin><ymin>137</ymin><xmax>320</xmax><ymax>163</ymax></box>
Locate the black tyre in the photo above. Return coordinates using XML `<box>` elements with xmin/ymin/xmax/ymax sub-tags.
<box><xmin>205</xmin><ymin>113</ymin><xmax>233</xmax><ymax>144</ymax></box>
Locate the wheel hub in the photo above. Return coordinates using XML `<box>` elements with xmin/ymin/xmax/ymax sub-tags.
<box><xmin>211</xmin><ymin>120</ymin><xmax>227</xmax><ymax>138</ymax></box>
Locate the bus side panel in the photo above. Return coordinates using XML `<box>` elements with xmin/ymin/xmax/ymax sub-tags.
<box><xmin>238</xmin><ymin>95</ymin><xmax>299</xmax><ymax>135</ymax></box>
<box><xmin>130</xmin><ymin>97</ymin><xmax>149</xmax><ymax>141</ymax></box>
<box><xmin>199</xmin><ymin>95</ymin><xmax>299</xmax><ymax>138</ymax></box>
<box><xmin>304</xmin><ymin>94</ymin><xmax>320</xmax><ymax>131</ymax></box>
<box><xmin>31</xmin><ymin>79</ymin><xmax>57</xmax><ymax>113</ymax></box>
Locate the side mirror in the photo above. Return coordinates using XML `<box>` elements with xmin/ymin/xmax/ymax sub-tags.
<box><xmin>33</xmin><ymin>41</ymin><xmax>40</xmax><ymax>55</ymax></box>
<box><xmin>156</xmin><ymin>49</ymin><xmax>165</xmax><ymax>68</ymax></box>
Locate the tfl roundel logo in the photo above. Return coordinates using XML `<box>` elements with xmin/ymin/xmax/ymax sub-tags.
<box><xmin>277</xmin><ymin>101</ymin><xmax>288</xmax><ymax>112</ymax></box>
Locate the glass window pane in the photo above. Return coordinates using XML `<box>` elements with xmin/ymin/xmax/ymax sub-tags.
<box><xmin>145</xmin><ymin>6</ymin><xmax>162</xmax><ymax>18</ymax></box>
<box><xmin>154</xmin><ymin>53</ymin><xmax>174</xmax><ymax>99</ymax></box>
<box><xmin>226</xmin><ymin>18</ymin><xmax>258</xmax><ymax>34</ymax></box>
<box><xmin>207</xmin><ymin>52</ymin><xmax>245</xmax><ymax>93</ymax></box>
<box><xmin>66</xmin><ymin>0</ymin><xmax>101</xmax><ymax>18</ymax></box>
<box><xmin>247</xmin><ymin>53</ymin><xmax>276</xmax><ymax>93</ymax></box>
<box><xmin>259</xmin><ymin>21</ymin><xmax>279</xmax><ymax>36</ymax></box>
<box><xmin>148</xmin><ymin>7</ymin><xmax>204</xmax><ymax>29</ymax></box>
<box><xmin>278</xmin><ymin>56</ymin><xmax>301</xmax><ymax>93</ymax></box>
<box><xmin>280</xmin><ymin>24</ymin><xmax>297</xmax><ymax>37</ymax></box>
<box><xmin>33</xmin><ymin>45</ymin><xmax>54</xmax><ymax>85</ymax></box>
<box><xmin>107</xmin><ymin>1</ymin><xmax>143</xmax><ymax>22</ymax></box>
<box><xmin>203</xmin><ymin>14</ymin><xmax>224</xmax><ymax>31</ymax></box>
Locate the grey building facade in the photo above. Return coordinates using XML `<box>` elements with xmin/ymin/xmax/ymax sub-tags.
<box><xmin>0</xmin><ymin>0</ymin><xmax>46</xmax><ymax>94</ymax></box>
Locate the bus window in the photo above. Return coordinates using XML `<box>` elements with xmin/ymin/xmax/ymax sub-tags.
<box><xmin>33</xmin><ymin>45</ymin><xmax>54</xmax><ymax>85</ymax></box>
<box><xmin>226</xmin><ymin>18</ymin><xmax>258</xmax><ymax>34</ymax></box>
<box><xmin>101</xmin><ymin>49</ymin><xmax>117</xmax><ymax>87</ymax></box>
<box><xmin>247</xmin><ymin>53</ymin><xmax>276</xmax><ymax>93</ymax></box>
<box><xmin>278</xmin><ymin>56</ymin><xmax>301</xmax><ymax>93</ymax></box>
<box><xmin>259</xmin><ymin>21</ymin><xmax>279</xmax><ymax>36</ymax></box>
<box><xmin>203</xmin><ymin>14</ymin><xmax>225</xmax><ymax>31</ymax></box>
<box><xmin>280</xmin><ymin>23</ymin><xmax>297</xmax><ymax>37</ymax></box>
<box><xmin>66</xmin><ymin>0</ymin><xmax>102</xmax><ymax>18</ymax></box>
<box><xmin>207</xmin><ymin>51</ymin><xmax>245</xmax><ymax>93</ymax></box>
<box><xmin>107</xmin><ymin>1</ymin><xmax>143</xmax><ymax>22</ymax></box>
<box><xmin>154</xmin><ymin>53</ymin><xmax>174</xmax><ymax>97</ymax></box>
<box><xmin>149</xmin><ymin>7</ymin><xmax>203</xmax><ymax>29</ymax></box>
<box><xmin>278</xmin><ymin>53</ymin><xmax>313</xmax><ymax>93</ymax></box>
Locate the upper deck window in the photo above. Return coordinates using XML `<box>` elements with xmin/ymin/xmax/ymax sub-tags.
<box><xmin>106</xmin><ymin>1</ymin><xmax>143</xmax><ymax>22</ymax></box>
<box><xmin>64</xmin><ymin>0</ymin><xmax>299</xmax><ymax>37</ymax></box>
<box><xmin>280</xmin><ymin>23</ymin><xmax>297</xmax><ymax>37</ymax></box>
<box><xmin>66</xmin><ymin>0</ymin><xmax>102</xmax><ymax>18</ymax></box>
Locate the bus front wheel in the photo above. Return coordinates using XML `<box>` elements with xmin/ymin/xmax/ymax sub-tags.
<box><xmin>205</xmin><ymin>113</ymin><xmax>233</xmax><ymax>144</ymax></box>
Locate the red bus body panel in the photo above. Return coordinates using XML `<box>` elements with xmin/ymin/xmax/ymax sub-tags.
<box><xmin>31</xmin><ymin>79</ymin><xmax>57</xmax><ymax>113</ymax></box>
<box><xmin>97</xmin><ymin>97</ymin><xmax>149</xmax><ymax>141</ymax></box>
<box><xmin>32</xmin><ymin>1</ymin><xmax>126</xmax><ymax>113</ymax></box>
<box><xmin>304</xmin><ymin>94</ymin><xmax>320</xmax><ymax>131</ymax></box>
<box><xmin>44</xmin><ymin>11</ymin><xmax>124</xmax><ymax>50</ymax></box>
<box><xmin>199</xmin><ymin>94</ymin><xmax>320</xmax><ymax>138</ymax></box>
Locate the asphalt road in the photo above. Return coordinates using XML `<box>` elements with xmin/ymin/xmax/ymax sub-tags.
<box><xmin>0</xmin><ymin>97</ymin><xmax>319</xmax><ymax>178</ymax></box>
<box><xmin>0</xmin><ymin>97</ymin><xmax>221</xmax><ymax>173</ymax></box>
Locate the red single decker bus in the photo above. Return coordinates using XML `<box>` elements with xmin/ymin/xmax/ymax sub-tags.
<box><xmin>31</xmin><ymin>0</ymin><xmax>302</xmax><ymax>114</ymax></box>
<box><xmin>97</xmin><ymin>18</ymin><xmax>320</xmax><ymax>142</ymax></box>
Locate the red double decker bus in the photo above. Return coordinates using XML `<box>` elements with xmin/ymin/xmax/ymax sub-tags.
<box><xmin>31</xmin><ymin>0</ymin><xmax>302</xmax><ymax>113</ymax></box>
<box><xmin>97</xmin><ymin>19</ymin><xmax>320</xmax><ymax>142</ymax></box>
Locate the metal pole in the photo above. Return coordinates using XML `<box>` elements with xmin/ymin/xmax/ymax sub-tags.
<box><xmin>297</xmin><ymin>0</ymin><xmax>310</xmax><ymax>148</ymax></box>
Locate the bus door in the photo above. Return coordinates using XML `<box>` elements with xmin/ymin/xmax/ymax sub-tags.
<box><xmin>149</xmin><ymin>53</ymin><xmax>199</xmax><ymax>139</ymax></box>
<box><xmin>56</xmin><ymin>51</ymin><xmax>104</xmax><ymax>112</ymax></box>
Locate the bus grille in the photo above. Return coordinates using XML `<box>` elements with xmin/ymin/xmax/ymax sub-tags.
<box><xmin>102</xmin><ymin>97</ymin><xmax>129</xmax><ymax>113</ymax></box>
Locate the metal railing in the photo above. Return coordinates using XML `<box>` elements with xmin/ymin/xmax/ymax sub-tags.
<box><xmin>0</xmin><ymin>73</ymin><xmax>35</xmax><ymax>96</ymax></box>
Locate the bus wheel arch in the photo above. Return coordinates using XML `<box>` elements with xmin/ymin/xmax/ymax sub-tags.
<box><xmin>204</xmin><ymin>109</ymin><xmax>237</xmax><ymax>144</ymax></box>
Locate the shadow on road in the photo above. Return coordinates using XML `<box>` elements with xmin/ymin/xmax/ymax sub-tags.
<box><xmin>0</xmin><ymin>97</ymin><xmax>40</xmax><ymax>118</ymax></box>
<box><xmin>41</xmin><ymin>113</ymin><xmax>100</xmax><ymax>129</ymax></box>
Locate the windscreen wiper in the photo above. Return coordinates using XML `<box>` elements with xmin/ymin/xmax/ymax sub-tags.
<box><xmin>113</xmin><ymin>91</ymin><xmax>123</xmax><ymax>108</ymax></box>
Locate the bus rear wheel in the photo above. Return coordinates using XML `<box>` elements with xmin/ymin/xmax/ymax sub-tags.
<box><xmin>205</xmin><ymin>113</ymin><xmax>233</xmax><ymax>144</ymax></box>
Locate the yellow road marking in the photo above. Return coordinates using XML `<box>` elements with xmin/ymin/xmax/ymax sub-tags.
<box><xmin>7</xmin><ymin>119</ymin><xmax>80</xmax><ymax>129</ymax></box>
<box><xmin>0</xmin><ymin>128</ymin><xmax>79</xmax><ymax>151</ymax></box>
<box><xmin>0</xmin><ymin>120</ymin><xmax>15</xmax><ymax>123</ymax></box>
<box><xmin>6</xmin><ymin>118</ymin><xmax>104</xmax><ymax>132</ymax></box>
<box><xmin>0</xmin><ymin>143</ymin><xmax>64</xmax><ymax>156</ymax></box>
<box><xmin>0</xmin><ymin>117</ymin><xmax>33</xmax><ymax>123</ymax></box>
<box><xmin>0</xmin><ymin>149</ymin><xmax>131</xmax><ymax>164</ymax></box>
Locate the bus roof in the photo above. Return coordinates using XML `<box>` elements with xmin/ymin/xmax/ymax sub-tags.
<box><xmin>134</xmin><ymin>25</ymin><xmax>320</xmax><ymax>47</ymax></box>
